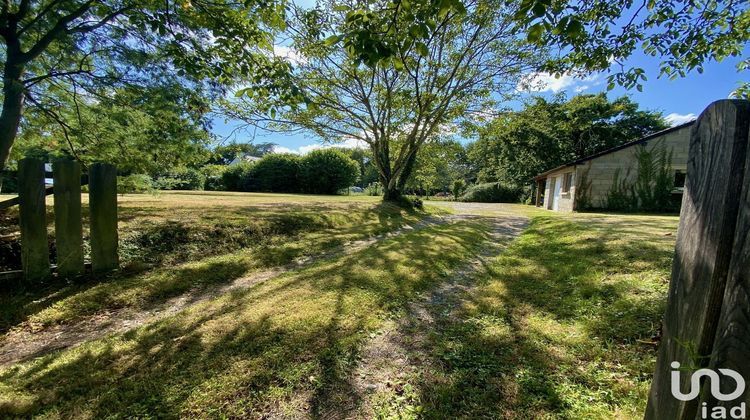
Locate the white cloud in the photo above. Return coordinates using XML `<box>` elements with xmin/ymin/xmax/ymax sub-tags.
<box><xmin>518</xmin><ymin>72</ymin><xmax>600</xmax><ymax>93</ymax></box>
<box><xmin>664</xmin><ymin>112</ymin><xmax>697</xmax><ymax>126</ymax></box>
<box><xmin>272</xmin><ymin>146</ymin><xmax>296</xmax><ymax>154</ymax></box>
<box><xmin>271</xmin><ymin>138</ymin><xmax>367</xmax><ymax>155</ymax></box>
<box><xmin>273</xmin><ymin>45</ymin><xmax>307</xmax><ymax>65</ymax></box>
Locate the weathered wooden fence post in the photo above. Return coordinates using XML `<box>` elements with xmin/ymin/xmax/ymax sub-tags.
<box><xmin>646</xmin><ymin>99</ymin><xmax>750</xmax><ymax>419</ymax></box>
<box><xmin>89</xmin><ymin>162</ymin><xmax>118</xmax><ymax>273</ymax></box>
<box><xmin>53</xmin><ymin>158</ymin><xmax>84</xmax><ymax>278</ymax></box>
<box><xmin>18</xmin><ymin>158</ymin><xmax>50</xmax><ymax>281</ymax></box>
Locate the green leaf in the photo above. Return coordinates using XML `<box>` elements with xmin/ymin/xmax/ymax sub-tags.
<box><xmin>527</xmin><ymin>23</ymin><xmax>544</xmax><ymax>42</ymax></box>
<box><xmin>324</xmin><ymin>35</ymin><xmax>342</xmax><ymax>46</ymax></box>
<box><xmin>415</xmin><ymin>42</ymin><xmax>429</xmax><ymax>57</ymax></box>
<box><xmin>532</xmin><ymin>2</ymin><xmax>546</xmax><ymax>17</ymax></box>
<box><xmin>393</xmin><ymin>57</ymin><xmax>405</xmax><ymax>71</ymax></box>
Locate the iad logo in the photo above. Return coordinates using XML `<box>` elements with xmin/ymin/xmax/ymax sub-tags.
<box><xmin>671</xmin><ymin>361</ymin><xmax>746</xmax><ymax>419</ymax></box>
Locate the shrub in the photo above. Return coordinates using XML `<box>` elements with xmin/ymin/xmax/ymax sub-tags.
<box><xmin>452</xmin><ymin>179</ymin><xmax>465</xmax><ymax>200</ymax></box>
<box><xmin>460</xmin><ymin>182</ymin><xmax>522</xmax><ymax>203</ymax></box>
<box><xmin>154</xmin><ymin>168</ymin><xmax>205</xmax><ymax>190</ymax></box>
<box><xmin>118</xmin><ymin>174</ymin><xmax>154</xmax><ymax>194</ymax></box>
<box><xmin>250</xmin><ymin>153</ymin><xmax>301</xmax><ymax>193</ymax></box>
<box><xmin>300</xmin><ymin>149</ymin><xmax>359</xmax><ymax>194</ymax></box>
<box><xmin>365</xmin><ymin>182</ymin><xmax>383</xmax><ymax>196</ymax></box>
<box><xmin>604</xmin><ymin>168</ymin><xmax>635</xmax><ymax>211</ymax></box>
<box><xmin>200</xmin><ymin>164</ymin><xmax>228</xmax><ymax>191</ymax></box>
<box><xmin>603</xmin><ymin>145</ymin><xmax>679</xmax><ymax>212</ymax></box>
<box><xmin>221</xmin><ymin>162</ymin><xmax>254</xmax><ymax>191</ymax></box>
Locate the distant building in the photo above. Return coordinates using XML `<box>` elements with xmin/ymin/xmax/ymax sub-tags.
<box><xmin>533</xmin><ymin>121</ymin><xmax>694</xmax><ymax>212</ymax></box>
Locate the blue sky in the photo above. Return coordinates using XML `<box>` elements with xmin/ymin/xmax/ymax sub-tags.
<box><xmin>211</xmin><ymin>45</ymin><xmax>748</xmax><ymax>154</ymax></box>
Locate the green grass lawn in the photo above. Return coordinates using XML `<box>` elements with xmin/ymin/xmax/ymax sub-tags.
<box><xmin>0</xmin><ymin>192</ymin><xmax>434</xmax><ymax>332</ymax></box>
<box><xmin>397</xmin><ymin>213</ymin><xmax>679</xmax><ymax>419</ymax></box>
<box><xmin>0</xmin><ymin>192</ymin><xmax>679</xmax><ymax>418</ymax></box>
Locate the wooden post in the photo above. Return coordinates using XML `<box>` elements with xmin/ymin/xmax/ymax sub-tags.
<box><xmin>53</xmin><ymin>158</ymin><xmax>84</xmax><ymax>278</ymax></box>
<box><xmin>89</xmin><ymin>162</ymin><xmax>118</xmax><ymax>273</ymax></box>
<box><xmin>18</xmin><ymin>158</ymin><xmax>50</xmax><ymax>281</ymax></box>
<box><xmin>646</xmin><ymin>100</ymin><xmax>750</xmax><ymax>419</ymax></box>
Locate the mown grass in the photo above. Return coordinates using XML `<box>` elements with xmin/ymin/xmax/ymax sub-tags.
<box><xmin>0</xmin><ymin>192</ymin><xmax>438</xmax><ymax>332</ymax></box>
<box><xmin>0</xmin><ymin>218</ymin><xmax>492</xmax><ymax>418</ymax></box>
<box><xmin>372</xmin><ymin>213</ymin><xmax>679</xmax><ymax>419</ymax></box>
<box><xmin>0</xmin><ymin>192</ymin><xmax>681</xmax><ymax>418</ymax></box>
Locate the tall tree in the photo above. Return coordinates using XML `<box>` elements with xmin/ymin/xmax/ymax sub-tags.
<box><xmin>13</xmin><ymin>82</ymin><xmax>212</xmax><ymax>173</ymax></box>
<box><xmin>467</xmin><ymin>93</ymin><xmax>668</xmax><ymax>187</ymax></box>
<box><xmin>227</xmin><ymin>0</ymin><xmax>541</xmax><ymax>201</ymax></box>
<box><xmin>0</xmin><ymin>0</ymin><xmax>289</xmax><ymax>172</ymax></box>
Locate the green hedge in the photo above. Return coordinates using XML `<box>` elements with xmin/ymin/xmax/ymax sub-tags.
<box><xmin>118</xmin><ymin>174</ymin><xmax>154</xmax><ymax>194</ymax></box>
<box><xmin>220</xmin><ymin>151</ymin><xmax>359</xmax><ymax>194</ymax></box>
<box><xmin>300</xmin><ymin>149</ymin><xmax>359</xmax><ymax>194</ymax></box>
<box><xmin>460</xmin><ymin>182</ymin><xmax>522</xmax><ymax>203</ymax></box>
<box><xmin>250</xmin><ymin>153</ymin><xmax>301</xmax><ymax>193</ymax></box>
<box><xmin>154</xmin><ymin>168</ymin><xmax>206</xmax><ymax>190</ymax></box>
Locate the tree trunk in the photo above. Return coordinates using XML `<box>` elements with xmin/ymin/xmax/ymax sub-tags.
<box><xmin>0</xmin><ymin>58</ymin><xmax>26</xmax><ymax>172</ymax></box>
<box><xmin>383</xmin><ymin>184</ymin><xmax>402</xmax><ymax>201</ymax></box>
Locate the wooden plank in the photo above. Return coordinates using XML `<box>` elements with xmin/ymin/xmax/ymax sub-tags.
<box><xmin>0</xmin><ymin>175</ymin><xmax>87</xmax><ymax>210</ymax></box>
<box><xmin>0</xmin><ymin>269</ymin><xmax>22</xmax><ymax>283</ymax></box>
<box><xmin>698</xmin><ymin>102</ymin><xmax>750</xmax><ymax>411</ymax></box>
<box><xmin>0</xmin><ymin>195</ymin><xmax>19</xmax><ymax>210</ymax></box>
<box><xmin>645</xmin><ymin>100</ymin><xmax>750</xmax><ymax>419</ymax></box>
<box><xmin>53</xmin><ymin>158</ymin><xmax>84</xmax><ymax>278</ymax></box>
<box><xmin>89</xmin><ymin>163</ymin><xmax>119</xmax><ymax>273</ymax></box>
<box><xmin>18</xmin><ymin>158</ymin><xmax>51</xmax><ymax>281</ymax></box>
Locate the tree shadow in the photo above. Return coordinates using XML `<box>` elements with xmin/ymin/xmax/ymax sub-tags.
<box><xmin>0</xmin><ymin>201</ymin><xmax>425</xmax><ymax>335</ymax></box>
<box><xmin>405</xmin><ymin>215</ymin><xmax>677</xmax><ymax>418</ymax></box>
<box><xmin>0</xmin><ymin>217</ymin><xmax>485</xmax><ymax>418</ymax></box>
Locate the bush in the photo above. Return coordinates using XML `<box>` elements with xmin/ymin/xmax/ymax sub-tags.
<box><xmin>300</xmin><ymin>149</ymin><xmax>359</xmax><ymax>194</ymax></box>
<box><xmin>200</xmin><ymin>164</ymin><xmax>228</xmax><ymax>191</ymax></box>
<box><xmin>154</xmin><ymin>168</ymin><xmax>206</xmax><ymax>190</ymax></box>
<box><xmin>118</xmin><ymin>174</ymin><xmax>154</xmax><ymax>194</ymax></box>
<box><xmin>452</xmin><ymin>179</ymin><xmax>465</xmax><ymax>200</ymax></box>
<box><xmin>460</xmin><ymin>182</ymin><xmax>523</xmax><ymax>203</ymax></box>
<box><xmin>365</xmin><ymin>182</ymin><xmax>383</xmax><ymax>196</ymax></box>
<box><xmin>250</xmin><ymin>153</ymin><xmax>301</xmax><ymax>193</ymax></box>
<box><xmin>221</xmin><ymin>162</ymin><xmax>254</xmax><ymax>191</ymax></box>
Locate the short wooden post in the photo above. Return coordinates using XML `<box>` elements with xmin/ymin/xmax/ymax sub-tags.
<box><xmin>646</xmin><ymin>100</ymin><xmax>750</xmax><ymax>418</ymax></box>
<box><xmin>18</xmin><ymin>158</ymin><xmax>50</xmax><ymax>281</ymax></box>
<box><xmin>89</xmin><ymin>162</ymin><xmax>118</xmax><ymax>273</ymax></box>
<box><xmin>53</xmin><ymin>158</ymin><xmax>84</xmax><ymax>278</ymax></box>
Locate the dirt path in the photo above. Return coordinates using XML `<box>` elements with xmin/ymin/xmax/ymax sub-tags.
<box><xmin>0</xmin><ymin>214</ymin><xmax>451</xmax><ymax>368</ymax></box>
<box><xmin>350</xmin><ymin>215</ymin><xmax>528</xmax><ymax>417</ymax></box>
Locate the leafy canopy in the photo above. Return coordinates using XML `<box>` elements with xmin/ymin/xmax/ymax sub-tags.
<box><xmin>229</xmin><ymin>0</ymin><xmax>542</xmax><ymax>200</ymax></box>
<box><xmin>0</xmin><ymin>0</ymin><xmax>294</xmax><ymax>171</ymax></box>
<box><xmin>512</xmin><ymin>0</ymin><xmax>750</xmax><ymax>91</ymax></box>
<box><xmin>467</xmin><ymin>93</ymin><xmax>669</xmax><ymax>187</ymax></box>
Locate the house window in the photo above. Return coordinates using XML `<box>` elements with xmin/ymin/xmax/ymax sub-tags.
<box><xmin>674</xmin><ymin>170</ymin><xmax>686</xmax><ymax>188</ymax></box>
<box><xmin>562</xmin><ymin>172</ymin><xmax>574</xmax><ymax>193</ymax></box>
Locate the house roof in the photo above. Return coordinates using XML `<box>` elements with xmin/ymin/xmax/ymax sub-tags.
<box><xmin>533</xmin><ymin>120</ymin><xmax>695</xmax><ymax>181</ymax></box>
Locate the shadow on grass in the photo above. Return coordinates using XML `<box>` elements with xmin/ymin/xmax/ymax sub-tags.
<box><xmin>405</xmin><ymin>215</ymin><xmax>678</xmax><ymax>418</ymax></box>
<box><xmin>0</xmin><ymin>201</ymin><xmax>425</xmax><ymax>334</ymax></box>
<box><xmin>0</xmin><ymin>216</ymin><xmax>485</xmax><ymax>418</ymax></box>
